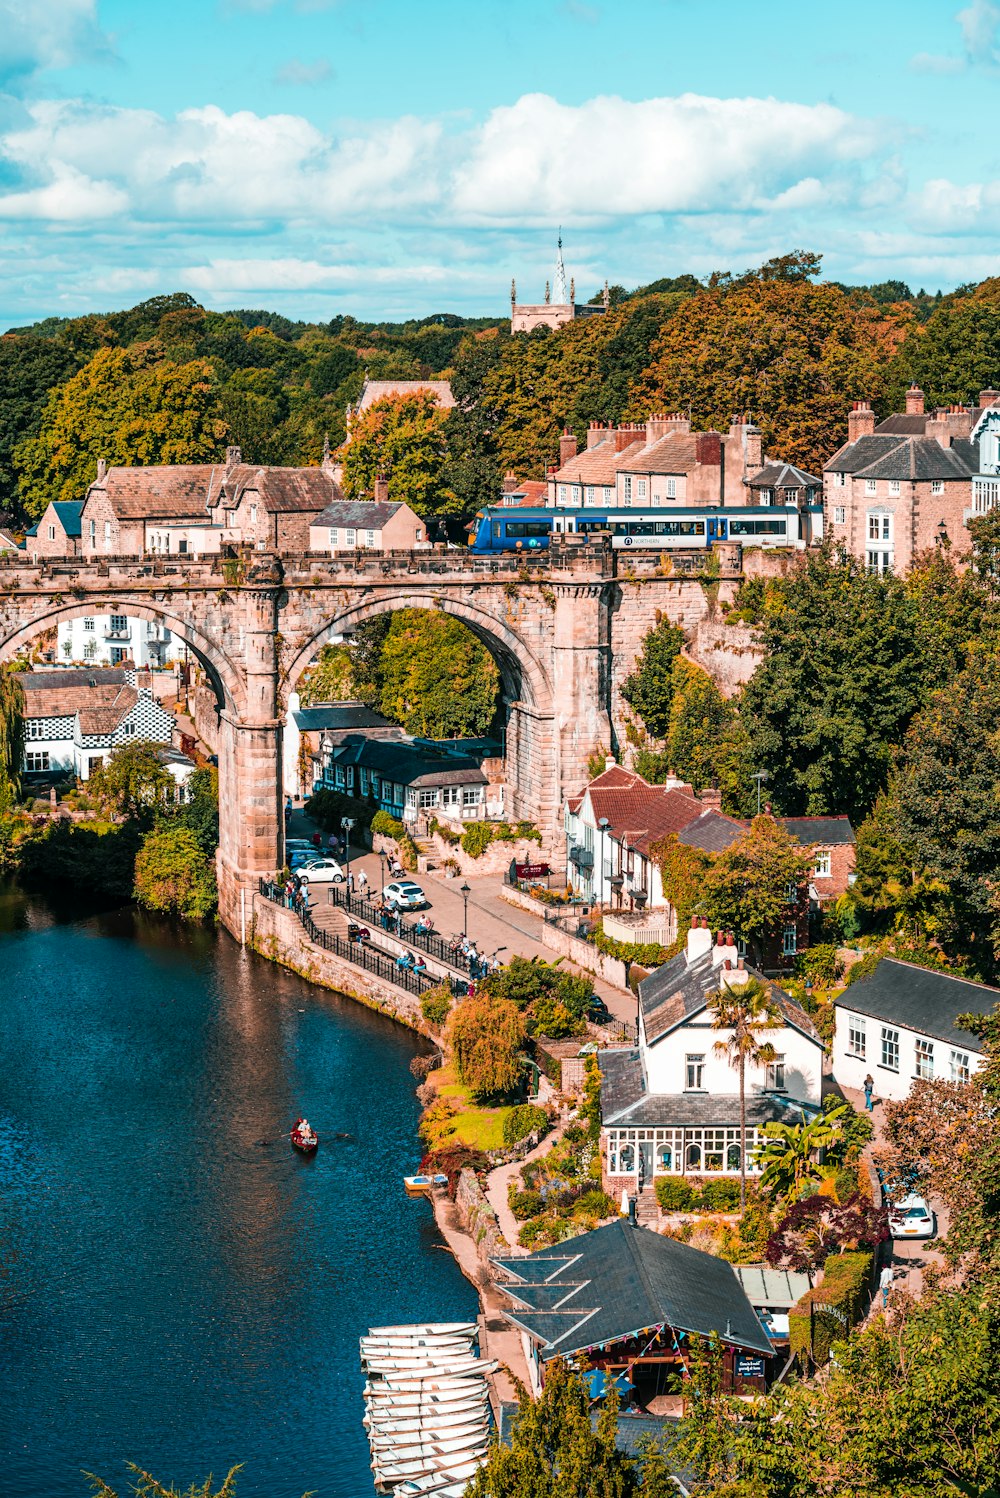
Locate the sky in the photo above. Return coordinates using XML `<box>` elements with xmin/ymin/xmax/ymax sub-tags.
<box><xmin>2</xmin><ymin>0</ymin><xmax>1000</xmax><ymax>328</ymax></box>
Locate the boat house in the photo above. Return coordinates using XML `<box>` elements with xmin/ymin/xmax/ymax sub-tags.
<box><xmin>491</xmin><ymin>1218</ymin><xmax>773</xmax><ymax>1403</ymax></box>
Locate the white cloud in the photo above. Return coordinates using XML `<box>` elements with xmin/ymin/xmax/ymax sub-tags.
<box><xmin>0</xmin><ymin>0</ymin><xmax>108</xmax><ymax>83</ymax></box>
<box><xmin>908</xmin><ymin>51</ymin><xmax>965</xmax><ymax>73</ymax></box>
<box><xmin>0</xmin><ymin>161</ymin><xmax>127</xmax><ymax>220</ymax></box>
<box><xmin>450</xmin><ymin>92</ymin><xmax>885</xmax><ymax>221</ymax></box>
<box><xmin>957</xmin><ymin>0</ymin><xmax>1000</xmax><ymax>63</ymax></box>
<box><xmin>273</xmin><ymin>58</ymin><xmax>334</xmax><ymax>86</ymax></box>
<box><xmin>182</xmin><ymin>257</ymin><xmax>480</xmax><ymax>293</ymax></box>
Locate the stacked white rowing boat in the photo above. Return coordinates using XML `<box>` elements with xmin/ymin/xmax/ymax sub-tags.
<box><xmin>362</xmin><ymin>1321</ymin><xmax>494</xmax><ymax>1496</ymax></box>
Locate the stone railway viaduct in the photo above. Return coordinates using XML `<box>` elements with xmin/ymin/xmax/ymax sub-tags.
<box><xmin>0</xmin><ymin>545</ymin><xmax>753</xmax><ymax>938</ymax></box>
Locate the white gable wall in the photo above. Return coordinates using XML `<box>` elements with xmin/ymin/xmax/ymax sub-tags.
<box><xmin>832</xmin><ymin>1002</ymin><xmax>983</xmax><ymax>1103</ymax></box>
<box><xmin>641</xmin><ymin>1009</ymin><xmax>823</xmax><ymax>1105</ymax></box>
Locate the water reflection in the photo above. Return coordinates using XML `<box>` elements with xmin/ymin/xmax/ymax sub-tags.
<box><xmin>0</xmin><ymin>885</ymin><xmax>476</xmax><ymax>1498</ymax></box>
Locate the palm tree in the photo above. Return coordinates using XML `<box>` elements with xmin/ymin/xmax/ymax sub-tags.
<box><xmin>754</xmin><ymin>1106</ymin><xmax>850</xmax><ymax>1199</ymax></box>
<box><xmin>709</xmin><ymin>976</ymin><xmax>782</xmax><ymax>1210</ymax></box>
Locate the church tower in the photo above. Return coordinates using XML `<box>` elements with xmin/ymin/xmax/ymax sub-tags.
<box><xmin>510</xmin><ymin>235</ymin><xmax>608</xmax><ymax>334</ymax></box>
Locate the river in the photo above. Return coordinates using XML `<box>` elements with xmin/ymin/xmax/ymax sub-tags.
<box><xmin>0</xmin><ymin>885</ymin><xmax>477</xmax><ymax>1498</ymax></box>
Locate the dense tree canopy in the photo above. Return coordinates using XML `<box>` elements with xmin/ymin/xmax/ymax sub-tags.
<box><xmin>341</xmin><ymin>390</ymin><xmax>456</xmax><ymax>518</ymax></box>
<box><xmin>700</xmin><ymin>815</ymin><xmax>814</xmax><ymax>962</ymax></box>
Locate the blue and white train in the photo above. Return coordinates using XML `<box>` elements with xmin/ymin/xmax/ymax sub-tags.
<box><xmin>468</xmin><ymin>504</ymin><xmax>821</xmax><ymax>554</ymax></box>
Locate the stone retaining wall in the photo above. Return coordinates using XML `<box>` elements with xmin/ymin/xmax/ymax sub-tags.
<box><xmin>419</xmin><ymin>833</ymin><xmax>550</xmax><ymax>879</ymax></box>
<box><xmin>455</xmin><ymin>1167</ymin><xmax>509</xmax><ymax>1264</ymax></box>
<box><xmin>498</xmin><ymin>886</ymin><xmax>631</xmax><ymax>989</ymax></box>
<box><xmin>249</xmin><ymin>892</ymin><xmax>427</xmax><ymax>1032</ymax></box>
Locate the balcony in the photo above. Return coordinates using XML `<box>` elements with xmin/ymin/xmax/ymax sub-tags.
<box><xmin>104</xmin><ymin>626</ymin><xmax>130</xmax><ymax>641</ymax></box>
<box><xmin>569</xmin><ymin>845</ymin><xmax>594</xmax><ymax>869</ymax></box>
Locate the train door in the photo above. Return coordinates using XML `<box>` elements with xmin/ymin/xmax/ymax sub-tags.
<box><xmin>707</xmin><ymin>516</ymin><xmax>726</xmax><ymax>541</ymax></box>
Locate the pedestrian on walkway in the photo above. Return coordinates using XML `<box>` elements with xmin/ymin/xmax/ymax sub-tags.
<box><xmin>347</xmin><ymin>870</ymin><xmax>355</xmax><ymax>895</ymax></box>
<box><xmin>311</xmin><ymin>829</ymin><xmax>322</xmax><ymax>848</ymax></box>
<box><xmin>327</xmin><ymin>832</ymin><xmax>337</xmax><ymax>854</ymax></box>
<box><xmin>864</xmin><ymin>1074</ymin><xmax>875</xmax><ymax>1111</ymax></box>
<box><xmin>879</xmin><ymin>1263</ymin><xmax>894</xmax><ymax>1309</ymax></box>
<box><xmin>358</xmin><ymin>869</ymin><xmax>369</xmax><ymax>895</ymax></box>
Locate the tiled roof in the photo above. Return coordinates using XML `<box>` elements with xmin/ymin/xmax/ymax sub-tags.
<box><xmin>491</xmin><ymin>1219</ymin><xmax>772</xmax><ymax>1358</ymax></box>
<box><xmin>77</xmin><ymin>687</ymin><xmax>138</xmax><ymax>734</ymax></box>
<box><xmin>780</xmin><ymin>816</ymin><xmax>855</xmax><ymax>846</ymax></box>
<box><xmin>855</xmin><ymin>437</ymin><xmax>976</xmax><ymax>482</ymax></box>
<box><xmin>553</xmin><ymin>435</ymin><xmax>646</xmax><ymax>487</ymax></box>
<box><xmin>23</xmin><ymin>679</ymin><xmax>136</xmax><ymax>728</ymax></box>
<box><xmin>677</xmin><ymin>808</ymin><xmax>745</xmax><ymax>854</ymax></box>
<box><xmin>875</xmin><ymin>414</ymin><xmax>929</xmax><ymax>435</ymax></box>
<box><xmin>834</xmin><ymin>957</ymin><xmax>994</xmax><ymax>1051</ymax></box>
<box><xmin>217</xmin><ymin>464</ymin><xmax>340</xmax><ymax>513</ymax></box>
<box><xmin>87</xmin><ymin>464</ymin><xmax>219</xmax><ymax>520</ymax></box>
<box><xmin>356</xmin><ymin>379</ymin><xmax>455</xmax><ymax>412</ymax></box>
<box><xmin>746</xmin><ymin>462</ymin><xmax>820</xmax><ymax>490</ymax></box>
<box><xmin>616</xmin><ymin>431</ymin><xmax>720</xmax><ymax>476</ymax></box>
<box><xmin>311</xmin><ymin>500</ymin><xmax>404</xmax><ymax>528</ymax></box>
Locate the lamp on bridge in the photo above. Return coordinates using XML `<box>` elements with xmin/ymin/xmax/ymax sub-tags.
<box><xmin>341</xmin><ymin>816</ymin><xmax>356</xmax><ymax>886</ymax></box>
<box><xmin>460</xmin><ymin>882</ymin><xmax>471</xmax><ymax>939</ymax></box>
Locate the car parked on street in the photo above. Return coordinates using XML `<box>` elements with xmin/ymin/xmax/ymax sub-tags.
<box><xmin>384</xmin><ymin>880</ymin><xmax>429</xmax><ymax>910</ymax></box>
<box><xmin>296</xmin><ymin>858</ymin><xmax>346</xmax><ymax>886</ymax></box>
<box><xmin>588</xmin><ymin>997</ymin><xmax>613</xmax><ymax>1026</ymax></box>
<box><xmin>891</xmin><ymin>1193</ymin><xmax>935</xmax><ymax>1239</ymax></box>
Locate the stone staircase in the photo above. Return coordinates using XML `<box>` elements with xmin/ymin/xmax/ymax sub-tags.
<box><xmin>636</xmin><ymin>1182</ymin><xmax>660</xmax><ymax>1228</ymax></box>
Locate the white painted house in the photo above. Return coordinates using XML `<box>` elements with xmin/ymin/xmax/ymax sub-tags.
<box><xmin>21</xmin><ymin>668</ymin><xmax>176</xmax><ymax>781</ymax></box>
<box><xmin>833</xmin><ymin>958</ymin><xmax>990</xmax><ymax>1103</ymax></box>
<box><xmin>600</xmin><ymin>919</ymin><xmax>824</xmax><ymax>1192</ymax></box>
<box><xmin>57</xmin><ymin>613</ymin><xmax>187</xmax><ymax>669</ymax></box>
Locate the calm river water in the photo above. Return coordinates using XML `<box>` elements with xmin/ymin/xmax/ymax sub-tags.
<box><xmin>0</xmin><ymin>886</ymin><xmax>476</xmax><ymax>1498</ymax></box>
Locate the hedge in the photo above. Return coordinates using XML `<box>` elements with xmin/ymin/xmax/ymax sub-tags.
<box><xmin>371</xmin><ymin>809</ymin><xmax>405</xmax><ymax>839</ymax></box>
<box><xmin>789</xmin><ymin>1249</ymin><xmax>874</xmax><ymax>1366</ymax></box>
<box><xmin>503</xmin><ymin>1102</ymin><xmax>548</xmax><ymax>1147</ymax></box>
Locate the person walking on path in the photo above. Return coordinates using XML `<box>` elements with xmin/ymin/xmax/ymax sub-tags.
<box><xmin>864</xmin><ymin>1074</ymin><xmax>875</xmax><ymax>1111</ymax></box>
<box><xmin>357</xmin><ymin>868</ymin><xmax>369</xmax><ymax>895</ymax></box>
<box><xmin>879</xmin><ymin>1263</ymin><xmax>894</xmax><ymax>1309</ymax></box>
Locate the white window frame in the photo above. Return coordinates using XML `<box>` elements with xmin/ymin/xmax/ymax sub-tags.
<box><xmin>888</xmin><ymin>479</ymin><xmax>900</xmax><ymax>496</ymax></box>
<box><xmin>47</xmin><ymin>524</ymin><xmax>56</xmax><ymax>541</ymax></box>
<box><xmin>461</xmin><ymin>786</ymin><xmax>481</xmax><ymax>807</ymax></box>
<box><xmin>881</xmin><ymin>1026</ymin><xmax>900</xmax><ymax>1071</ymax></box>
<box><xmin>814</xmin><ymin>851</ymin><xmax>831</xmax><ymax>877</ymax></box>
<box><xmin>865</xmin><ymin>478</ymin><xmax>878</xmax><ymax>496</ymax></box>
<box><xmin>25</xmin><ymin>750</ymin><xmax>50</xmax><ymax>772</ymax></box>
<box><xmin>931</xmin><ymin>479</ymin><xmax>944</xmax><ymax>495</ymax></box>
<box><xmin>765</xmin><ymin>1055</ymin><xmax>786</xmax><ymax>1091</ymax></box>
<box><xmin>915</xmin><ymin>1038</ymin><xmax>934</xmax><ymax>1080</ymax></box>
<box><xmin>834</xmin><ymin>506</ymin><xmax>845</xmax><ymax>525</ymax></box>
<box><xmin>685</xmin><ymin>1054</ymin><xmax>705</xmax><ymax>1091</ymax></box>
<box><xmin>418</xmin><ymin>788</ymin><xmax>439</xmax><ymax>808</ymax></box>
<box><xmin>623</xmin><ymin>475</ymin><xmax>632</xmax><ymax>503</ymax></box>
<box><xmin>329</xmin><ymin>528</ymin><xmax>338</xmax><ymax>547</ymax></box>
<box><xmin>848</xmin><ymin>1014</ymin><xmax>866</xmax><ymax>1058</ymax></box>
<box><xmin>950</xmin><ymin>1049</ymin><xmax>971</xmax><ymax>1084</ymax></box>
<box><xmin>666</xmin><ymin>477</ymin><xmax>676</xmax><ymax>498</ymax></box>
<box><xmin>346</xmin><ymin>528</ymin><xmax>356</xmax><ymax>547</ymax></box>
<box><xmin>637</xmin><ymin>478</ymin><xmax>646</xmax><ymax>499</ymax></box>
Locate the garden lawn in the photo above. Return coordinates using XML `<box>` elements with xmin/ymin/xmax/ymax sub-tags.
<box><xmin>431</xmin><ymin>1064</ymin><xmax>512</xmax><ymax>1151</ymax></box>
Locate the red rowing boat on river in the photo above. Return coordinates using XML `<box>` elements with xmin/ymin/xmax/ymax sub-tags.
<box><xmin>291</xmin><ymin>1118</ymin><xmax>318</xmax><ymax>1154</ymax></box>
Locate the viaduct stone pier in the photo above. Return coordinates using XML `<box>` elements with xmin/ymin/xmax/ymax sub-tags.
<box><xmin>0</xmin><ymin>546</ymin><xmax>752</xmax><ymax>938</ymax></box>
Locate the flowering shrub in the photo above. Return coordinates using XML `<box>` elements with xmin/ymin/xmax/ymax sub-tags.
<box><xmin>765</xmin><ymin>1193</ymin><xmax>889</xmax><ymax>1273</ymax></box>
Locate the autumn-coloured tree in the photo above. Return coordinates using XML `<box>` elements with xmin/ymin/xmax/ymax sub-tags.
<box><xmin>133</xmin><ymin>823</ymin><xmax>217</xmax><ymax>921</ymax></box>
<box><xmin>764</xmin><ymin>1193</ymin><xmax>889</xmax><ymax>1273</ymax></box>
<box><xmin>446</xmin><ymin>993</ymin><xmax>525</xmax><ymax>1102</ymax></box>
<box><xmin>341</xmin><ymin>389</ymin><xmax>455</xmax><ymax>518</ymax></box>
<box><xmin>14</xmin><ymin>346</ymin><xmax>228</xmax><ymax>517</ymax></box>
<box><xmin>0</xmin><ymin>665</ymin><xmax>25</xmax><ymax>815</ymax></box>
<box><xmin>700</xmin><ymin>815</ymin><xmax>813</xmax><ymax>963</ymax></box>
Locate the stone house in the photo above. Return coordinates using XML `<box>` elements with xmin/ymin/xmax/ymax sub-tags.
<box><xmin>20</xmin><ymin>667</ymin><xmax>176</xmax><ymax>781</ymax></box>
<box><xmin>832</xmin><ymin>958</ymin><xmax>990</xmax><ymax>1103</ymax></box>
<box><xmin>547</xmin><ymin>414</ymin><xmax>766</xmax><ymax>510</ymax></box>
<box><xmin>599</xmin><ymin>920</ymin><xmax>824</xmax><ymax>1199</ymax></box>
<box><xmin>208</xmin><ymin>449</ymin><xmax>339</xmax><ymax>551</ymax></box>
<box><xmin>822</xmin><ymin>386</ymin><xmax>1000</xmax><ymax>572</ymax></box>
<box><xmin>510</xmin><ymin>236</ymin><xmax>609</xmax><ymax>334</ymax></box>
<box><xmin>0</xmin><ymin>527</ymin><xmax>21</xmax><ymax>552</ymax></box>
<box><xmin>319</xmin><ymin>734</ymin><xmax>495</xmax><ymax>823</ymax></box>
<box><xmin>80</xmin><ymin>460</ymin><xmax>219</xmax><ymax>557</ymax></box>
<box><xmin>308</xmin><ymin>491</ymin><xmax>427</xmax><ymax>554</ymax></box>
<box><xmin>24</xmin><ymin>501</ymin><xmax>84</xmax><ymax>559</ymax></box>
<box><xmin>57</xmin><ymin>611</ymin><xmax>186</xmax><ymax>669</ymax></box>
<box><xmin>283</xmin><ymin>693</ymin><xmax>404</xmax><ymax>798</ymax></box>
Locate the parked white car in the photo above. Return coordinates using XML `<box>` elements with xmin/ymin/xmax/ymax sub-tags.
<box><xmin>296</xmin><ymin>858</ymin><xmax>346</xmax><ymax>886</ymax></box>
<box><xmin>384</xmin><ymin>880</ymin><xmax>429</xmax><ymax>910</ymax></box>
<box><xmin>891</xmin><ymin>1194</ymin><xmax>935</xmax><ymax>1239</ymax></box>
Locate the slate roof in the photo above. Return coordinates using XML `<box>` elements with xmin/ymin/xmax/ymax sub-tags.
<box><xmin>677</xmin><ymin>807</ymin><xmax>745</xmax><ymax>854</ymax></box>
<box><xmin>876</xmin><ymin>413</ymin><xmax>930</xmax><ymax>435</ymax></box>
<box><xmin>834</xmin><ymin>957</ymin><xmax>996</xmax><ymax>1051</ymax></box>
<box><xmin>22</xmin><ymin>677</ymin><xmax>138</xmax><ymax>730</ymax></box>
<box><xmin>356</xmin><ymin>378</ymin><xmax>454</xmax><ymax>413</ymax></box>
<box><xmin>598</xmin><ymin>1049</ymin><xmax>814</xmax><ymax>1129</ymax></box>
<box><xmin>491</xmin><ymin>1219</ymin><xmax>772</xmax><ymax>1358</ymax></box>
<box><xmin>823</xmin><ymin>434</ymin><xmax>906</xmax><ymax>474</ymax></box>
<box><xmin>638</xmin><ymin>947</ymin><xmax>821</xmax><ymax>1046</ymax></box>
<box><xmin>855</xmin><ymin>437</ymin><xmax>976</xmax><ymax>482</ymax></box>
<box><xmin>18</xmin><ymin>668</ymin><xmax>129</xmax><ymax>691</ymax></box>
<box><xmin>746</xmin><ymin>462</ymin><xmax>820</xmax><ymax>490</ymax></box>
<box><xmin>49</xmin><ymin>501</ymin><xmax>84</xmax><ymax>536</ymax></box>
<box><xmin>780</xmin><ymin>816</ymin><xmax>855</xmax><ymax>846</ymax></box>
<box><xmin>216</xmin><ymin>464</ymin><xmax>339</xmax><ymax>514</ymax></box>
<box><xmin>311</xmin><ymin>500</ymin><xmax>405</xmax><ymax>529</ymax></box>
<box><xmin>332</xmin><ymin>735</ymin><xmax>487</xmax><ymax>787</ymax></box>
<box><xmin>292</xmin><ymin>703</ymin><xmax>398</xmax><ymax>733</ymax></box>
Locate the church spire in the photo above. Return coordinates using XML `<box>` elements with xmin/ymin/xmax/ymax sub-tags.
<box><xmin>553</xmin><ymin>229</ymin><xmax>568</xmax><ymax>306</ymax></box>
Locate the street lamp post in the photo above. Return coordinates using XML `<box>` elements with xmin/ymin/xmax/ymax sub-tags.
<box><xmin>460</xmin><ymin>881</ymin><xmax>471</xmax><ymax>938</ymax></box>
<box><xmin>379</xmin><ymin>849</ymin><xmax>387</xmax><ymax>896</ymax></box>
<box><xmin>752</xmin><ymin>771</ymin><xmax>768</xmax><ymax>817</ymax></box>
<box><xmin>341</xmin><ymin>816</ymin><xmax>355</xmax><ymax>887</ymax></box>
<box><xmin>598</xmin><ymin>816</ymin><xmax>610</xmax><ymax>907</ymax></box>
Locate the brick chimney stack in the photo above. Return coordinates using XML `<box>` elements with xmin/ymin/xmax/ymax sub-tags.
<box><xmin>587</xmin><ymin>421</ymin><xmax>606</xmax><ymax>450</ymax></box>
<box><xmin>645</xmin><ymin>413</ymin><xmax>671</xmax><ymax>444</ymax></box>
<box><xmin>906</xmin><ymin>383</ymin><xmax>925</xmax><ymax>415</ymax></box>
<box><xmin>96</xmin><ymin>457</ymin><xmax>107</xmax><ymax>483</ymax></box>
<box><xmin>559</xmin><ymin>428</ymin><xmax>578</xmax><ymax>466</ymax></box>
<box><xmin>980</xmin><ymin>388</ymin><xmax>1000</xmax><ymax>409</ymax></box>
<box><xmin>927</xmin><ymin>405</ymin><xmax>973</xmax><ymax>447</ymax></box>
<box><xmin>613</xmin><ymin>424</ymin><xmax>638</xmax><ymax>453</ymax></box>
<box><xmin>374</xmin><ymin>475</ymin><xmax>389</xmax><ymax>503</ymax></box>
<box><xmin>847</xmin><ymin>402</ymin><xmax>876</xmax><ymax>443</ymax></box>
<box><xmin>225</xmin><ymin>445</ymin><xmax>242</xmax><ymax>472</ymax></box>
<box><xmin>743</xmin><ymin>422</ymin><xmax>763</xmax><ymax>470</ymax></box>
<box><xmin>664</xmin><ymin>412</ymin><xmax>692</xmax><ymax>436</ymax></box>
<box><xmin>502</xmin><ymin>471</ymin><xmax>518</xmax><ymax>494</ymax></box>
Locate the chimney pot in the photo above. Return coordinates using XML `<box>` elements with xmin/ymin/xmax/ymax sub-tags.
<box><xmin>559</xmin><ymin>428</ymin><xmax>579</xmax><ymax>466</ymax></box>
<box><xmin>96</xmin><ymin>458</ymin><xmax>107</xmax><ymax>483</ymax></box>
<box><xmin>906</xmin><ymin>383</ymin><xmax>925</xmax><ymax>416</ymax></box>
<box><xmin>225</xmin><ymin>445</ymin><xmax>242</xmax><ymax>471</ymax></box>
<box><xmin>847</xmin><ymin>402</ymin><xmax>876</xmax><ymax>442</ymax></box>
<box><xmin>503</xmin><ymin>471</ymin><xmax>518</xmax><ymax>493</ymax></box>
<box><xmin>374</xmin><ymin>475</ymin><xmax>389</xmax><ymax>503</ymax></box>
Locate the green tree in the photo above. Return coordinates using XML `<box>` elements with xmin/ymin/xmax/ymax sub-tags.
<box><xmin>466</xmin><ymin>1359</ymin><xmax>639</xmax><ymax>1498</ymax></box>
<box><xmin>665</xmin><ymin>658</ymin><xmax>732</xmax><ymax>792</ymax></box>
<box><xmin>14</xmin><ymin>346</ymin><xmax>228</xmax><ymax>517</ymax></box>
<box><xmin>341</xmin><ymin>390</ymin><xmax>455</xmax><ymax>519</ymax></box>
<box><xmin>87</xmin><ymin>742</ymin><xmax>174</xmax><ymax>823</ymax></box>
<box><xmin>297</xmin><ymin>644</ymin><xmax>354</xmax><ymax>706</ymax></box>
<box><xmin>133</xmin><ymin>823</ymin><xmax>217</xmax><ymax>920</ymax></box>
<box><xmin>0</xmin><ymin>334</ymin><xmax>81</xmax><ymax>517</ymax></box>
<box><xmin>709</xmin><ymin>977</ymin><xmax>781</xmax><ymax>1209</ymax></box>
<box><xmin>754</xmin><ymin>1106</ymin><xmax>848</xmax><ymax>1199</ymax></box>
<box><xmin>0</xmin><ymin>665</ymin><xmax>25</xmax><ymax>814</ymax></box>
<box><xmin>738</xmin><ymin>553</ymin><xmax>928</xmax><ymax>816</ymax></box>
<box><xmin>895</xmin><ymin>653</ymin><xmax>1000</xmax><ymax>977</ymax></box>
<box><xmin>620</xmin><ymin>619</ymin><xmax>684</xmax><ymax>740</ymax></box>
<box><xmin>700</xmin><ymin>815</ymin><xmax>813</xmax><ymax>963</ymax></box>
<box><xmin>446</xmin><ymin>992</ymin><xmax>525</xmax><ymax>1103</ymax></box>
<box><xmin>377</xmin><ymin>609</ymin><xmax>499</xmax><ymax>738</ymax></box>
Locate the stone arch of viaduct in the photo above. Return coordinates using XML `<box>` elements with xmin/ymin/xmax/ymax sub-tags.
<box><xmin>0</xmin><ymin>551</ymin><xmax>737</xmax><ymax>936</ymax></box>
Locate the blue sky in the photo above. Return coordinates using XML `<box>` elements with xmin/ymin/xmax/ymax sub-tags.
<box><xmin>2</xmin><ymin>0</ymin><xmax>1000</xmax><ymax>327</ymax></box>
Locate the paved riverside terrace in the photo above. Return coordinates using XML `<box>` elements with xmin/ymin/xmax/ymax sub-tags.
<box><xmin>0</xmin><ymin>545</ymin><xmax>749</xmax><ymax>942</ymax></box>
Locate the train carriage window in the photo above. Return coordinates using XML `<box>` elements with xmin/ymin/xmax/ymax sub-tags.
<box><xmin>729</xmin><ymin>519</ymin><xmax>788</xmax><ymax>537</ymax></box>
<box><xmin>505</xmin><ymin>521</ymin><xmax>551</xmax><ymax>537</ymax></box>
<box><xmin>492</xmin><ymin>522</ymin><xmax>501</xmax><ymax>538</ymax></box>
